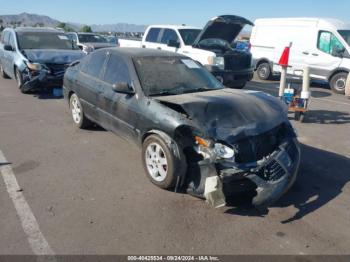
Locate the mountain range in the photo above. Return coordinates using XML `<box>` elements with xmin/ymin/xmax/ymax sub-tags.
<box><xmin>0</xmin><ymin>12</ymin><xmax>147</xmax><ymax>32</ymax></box>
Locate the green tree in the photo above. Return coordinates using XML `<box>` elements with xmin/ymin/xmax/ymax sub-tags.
<box><xmin>80</xmin><ymin>25</ymin><xmax>92</xmax><ymax>33</ymax></box>
<box><xmin>57</xmin><ymin>22</ymin><xmax>74</xmax><ymax>32</ymax></box>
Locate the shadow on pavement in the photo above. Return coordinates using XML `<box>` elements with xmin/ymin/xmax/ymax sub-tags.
<box><xmin>225</xmin><ymin>144</ymin><xmax>350</xmax><ymax>223</ymax></box>
<box><xmin>32</xmin><ymin>89</ymin><xmax>63</xmax><ymax>100</ymax></box>
<box><xmin>303</xmin><ymin>110</ymin><xmax>350</xmax><ymax>124</ymax></box>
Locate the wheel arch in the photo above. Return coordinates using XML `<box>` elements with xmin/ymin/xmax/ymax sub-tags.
<box><xmin>328</xmin><ymin>68</ymin><xmax>349</xmax><ymax>83</ymax></box>
<box><xmin>254</xmin><ymin>58</ymin><xmax>272</xmax><ymax>70</ymax></box>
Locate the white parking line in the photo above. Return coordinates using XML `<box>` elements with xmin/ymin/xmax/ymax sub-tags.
<box><xmin>0</xmin><ymin>150</ymin><xmax>56</xmax><ymax>258</ymax></box>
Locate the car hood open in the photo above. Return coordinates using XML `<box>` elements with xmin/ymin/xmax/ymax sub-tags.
<box><xmin>193</xmin><ymin>15</ymin><xmax>254</xmax><ymax>46</ymax></box>
<box><xmin>155</xmin><ymin>88</ymin><xmax>287</xmax><ymax>141</ymax></box>
<box><xmin>23</xmin><ymin>49</ymin><xmax>85</xmax><ymax>64</ymax></box>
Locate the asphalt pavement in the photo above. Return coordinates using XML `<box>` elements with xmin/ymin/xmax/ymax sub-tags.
<box><xmin>0</xmin><ymin>75</ymin><xmax>349</xmax><ymax>255</ymax></box>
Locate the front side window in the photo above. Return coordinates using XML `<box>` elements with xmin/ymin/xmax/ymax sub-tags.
<box><xmin>1</xmin><ymin>31</ymin><xmax>10</xmax><ymax>44</ymax></box>
<box><xmin>84</xmin><ymin>51</ymin><xmax>107</xmax><ymax>78</ymax></box>
<box><xmin>8</xmin><ymin>34</ymin><xmax>15</xmax><ymax>49</ymax></box>
<box><xmin>16</xmin><ymin>32</ymin><xmax>78</xmax><ymax>50</ymax></box>
<box><xmin>318</xmin><ymin>31</ymin><xmax>345</xmax><ymax>55</ymax></box>
<box><xmin>134</xmin><ymin>56</ymin><xmax>223</xmax><ymax>96</ymax></box>
<box><xmin>160</xmin><ymin>29</ymin><xmax>179</xmax><ymax>44</ymax></box>
<box><xmin>145</xmin><ymin>28</ymin><xmax>161</xmax><ymax>43</ymax></box>
<box><xmin>103</xmin><ymin>54</ymin><xmax>130</xmax><ymax>85</ymax></box>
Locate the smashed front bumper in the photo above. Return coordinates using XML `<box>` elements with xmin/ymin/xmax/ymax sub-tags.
<box><xmin>187</xmin><ymin>138</ymin><xmax>300</xmax><ymax>209</ymax></box>
<box><xmin>21</xmin><ymin>67</ymin><xmax>65</xmax><ymax>92</ymax></box>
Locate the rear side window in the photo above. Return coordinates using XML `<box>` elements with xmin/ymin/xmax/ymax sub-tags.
<box><xmin>103</xmin><ymin>54</ymin><xmax>130</xmax><ymax>84</ymax></box>
<box><xmin>84</xmin><ymin>51</ymin><xmax>107</xmax><ymax>78</ymax></box>
<box><xmin>145</xmin><ymin>28</ymin><xmax>161</xmax><ymax>43</ymax></box>
<box><xmin>318</xmin><ymin>31</ymin><xmax>344</xmax><ymax>55</ymax></box>
<box><xmin>160</xmin><ymin>29</ymin><xmax>179</xmax><ymax>44</ymax></box>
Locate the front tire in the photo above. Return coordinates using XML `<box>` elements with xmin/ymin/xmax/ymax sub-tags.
<box><xmin>330</xmin><ymin>72</ymin><xmax>347</xmax><ymax>94</ymax></box>
<box><xmin>257</xmin><ymin>62</ymin><xmax>271</xmax><ymax>80</ymax></box>
<box><xmin>0</xmin><ymin>62</ymin><xmax>10</xmax><ymax>79</ymax></box>
<box><xmin>69</xmin><ymin>93</ymin><xmax>92</xmax><ymax>129</ymax></box>
<box><xmin>14</xmin><ymin>67</ymin><xmax>29</xmax><ymax>94</ymax></box>
<box><xmin>142</xmin><ymin>134</ymin><xmax>185</xmax><ymax>189</ymax></box>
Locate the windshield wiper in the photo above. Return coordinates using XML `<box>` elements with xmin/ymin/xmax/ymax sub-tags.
<box><xmin>149</xmin><ymin>85</ymin><xmax>186</xmax><ymax>96</ymax></box>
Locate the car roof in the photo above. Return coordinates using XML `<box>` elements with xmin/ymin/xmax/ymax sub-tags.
<box><xmin>99</xmin><ymin>47</ymin><xmax>186</xmax><ymax>58</ymax></box>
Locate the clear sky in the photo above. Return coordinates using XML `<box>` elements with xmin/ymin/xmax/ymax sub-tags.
<box><xmin>0</xmin><ymin>0</ymin><xmax>349</xmax><ymax>27</ymax></box>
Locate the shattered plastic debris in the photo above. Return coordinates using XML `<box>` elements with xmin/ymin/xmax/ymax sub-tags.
<box><xmin>204</xmin><ymin>176</ymin><xmax>226</xmax><ymax>208</ymax></box>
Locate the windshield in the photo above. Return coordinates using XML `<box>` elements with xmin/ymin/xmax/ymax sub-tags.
<box><xmin>17</xmin><ymin>32</ymin><xmax>77</xmax><ymax>50</ymax></box>
<box><xmin>78</xmin><ymin>34</ymin><xmax>108</xmax><ymax>43</ymax></box>
<box><xmin>179</xmin><ymin>29</ymin><xmax>201</xmax><ymax>45</ymax></box>
<box><xmin>134</xmin><ymin>56</ymin><xmax>223</xmax><ymax>96</ymax></box>
<box><xmin>338</xmin><ymin>30</ymin><xmax>350</xmax><ymax>46</ymax></box>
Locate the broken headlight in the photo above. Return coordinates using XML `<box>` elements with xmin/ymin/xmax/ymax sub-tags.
<box><xmin>213</xmin><ymin>143</ymin><xmax>235</xmax><ymax>159</ymax></box>
<box><xmin>25</xmin><ymin>61</ymin><xmax>43</xmax><ymax>71</ymax></box>
<box><xmin>194</xmin><ymin>136</ymin><xmax>235</xmax><ymax>160</ymax></box>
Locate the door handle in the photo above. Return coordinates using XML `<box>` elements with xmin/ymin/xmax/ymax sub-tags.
<box><xmin>157</xmin><ymin>47</ymin><xmax>162</xmax><ymax>50</ymax></box>
<box><xmin>142</xmin><ymin>45</ymin><xmax>146</xmax><ymax>48</ymax></box>
<box><xmin>302</xmin><ymin>51</ymin><xmax>309</xmax><ymax>55</ymax></box>
<box><xmin>312</xmin><ymin>53</ymin><xmax>319</xmax><ymax>56</ymax></box>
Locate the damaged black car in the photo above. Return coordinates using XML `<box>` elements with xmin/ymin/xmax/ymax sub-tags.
<box><xmin>0</xmin><ymin>27</ymin><xmax>85</xmax><ymax>93</ymax></box>
<box><xmin>63</xmin><ymin>48</ymin><xmax>300</xmax><ymax>209</ymax></box>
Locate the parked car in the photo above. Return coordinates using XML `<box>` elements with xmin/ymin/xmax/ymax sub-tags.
<box><xmin>251</xmin><ymin>17</ymin><xmax>350</xmax><ymax>94</ymax></box>
<box><xmin>66</xmin><ymin>32</ymin><xmax>116</xmax><ymax>54</ymax></box>
<box><xmin>0</xmin><ymin>27</ymin><xmax>85</xmax><ymax>93</ymax></box>
<box><xmin>119</xmin><ymin>15</ymin><xmax>254</xmax><ymax>89</ymax></box>
<box><xmin>63</xmin><ymin>48</ymin><xmax>300</xmax><ymax>209</ymax></box>
<box><xmin>106</xmin><ymin>35</ymin><xmax>120</xmax><ymax>46</ymax></box>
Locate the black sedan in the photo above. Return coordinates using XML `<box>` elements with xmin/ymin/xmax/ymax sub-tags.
<box><xmin>63</xmin><ymin>48</ymin><xmax>300</xmax><ymax>209</ymax></box>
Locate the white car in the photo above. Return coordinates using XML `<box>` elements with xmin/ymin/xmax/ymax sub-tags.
<box><xmin>251</xmin><ymin>17</ymin><xmax>350</xmax><ymax>94</ymax></box>
<box><xmin>66</xmin><ymin>32</ymin><xmax>116</xmax><ymax>54</ymax></box>
<box><xmin>120</xmin><ymin>15</ymin><xmax>254</xmax><ymax>89</ymax></box>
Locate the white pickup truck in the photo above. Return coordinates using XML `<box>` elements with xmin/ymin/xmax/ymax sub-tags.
<box><xmin>119</xmin><ymin>15</ymin><xmax>254</xmax><ymax>88</ymax></box>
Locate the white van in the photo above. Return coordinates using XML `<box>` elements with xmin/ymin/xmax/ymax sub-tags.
<box><xmin>250</xmin><ymin>18</ymin><xmax>350</xmax><ymax>94</ymax></box>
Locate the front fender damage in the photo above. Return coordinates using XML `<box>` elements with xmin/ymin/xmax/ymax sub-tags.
<box><xmin>186</xmin><ymin>138</ymin><xmax>300</xmax><ymax>210</ymax></box>
<box><xmin>21</xmin><ymin>69</ymin><xmax>49</xmax><ymax>92</ymax></box>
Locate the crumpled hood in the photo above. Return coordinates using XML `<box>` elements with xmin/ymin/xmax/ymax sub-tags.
<box><xmin>23</xmin><ymin>49</ymin><xmax>85</xmax><ymax>64</ymax></box>
<box><xmin>155</xmin><ymin>88</ymin><xmax>288</xmax><ymax>141</ymax></box>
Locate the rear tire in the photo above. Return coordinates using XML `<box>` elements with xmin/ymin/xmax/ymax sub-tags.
<box><xmin>257</xmin><ymin>62</ymin><xmax>271</xmax><ymax>80</ymax></box>
<box><xmin>0</xmin><ymin>62</ymin><xmax>10</xmax><ymax>79</ymax></box>
<box><xmin>330</xmin><ymin>72</ymin><xmax>347</xmax><ymax>94</ymax></box>
<box><xmin>69</xmin><ymin>93</ymin><xmax>92</xmax><ymax>129</ymax></box>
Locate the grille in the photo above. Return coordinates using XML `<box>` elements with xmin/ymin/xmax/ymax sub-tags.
<box><xmin>46</xmin><ymin>63</ymin><xmax>69</xmax><ymax>76</ymax></box>
<box><xmin>257</xmin><ymin>160</ymin><xmax>285</xmax><ymax>182</ymax></box>
<box><xmin>224</xmin><ymin>51</ymin><xmax>252</xmax><ymax>71</ymax></box>
<box><xmin>234</xmin><ymin>124</ymin><xmax>291</xmax><ymax>163</ymax></box>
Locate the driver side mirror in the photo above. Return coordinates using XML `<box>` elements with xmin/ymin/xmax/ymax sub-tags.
<box><xmin>167</xmin><ymin>40</ymin><xmax>180</xmax><ymax>48</ymax></box>
<box><xmin>112</xmin><ymin>82</ymin><xmax>135</xmax><ymax>95</ymax></box>
<box><xmin>332</xmin><ymin>46</ymin><xmax>345</xmax><ymax>57</ymax></box>
<box><xmin>4</xmin><ymin>44</ymin><xmax>14</xmax><ymax>51</ymax></box>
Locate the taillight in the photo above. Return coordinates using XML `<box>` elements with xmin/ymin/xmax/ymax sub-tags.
<box><xmin>248</xmin><ymin>42</ymin><xmax>252</xmax><ymax>50</ymax></box>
